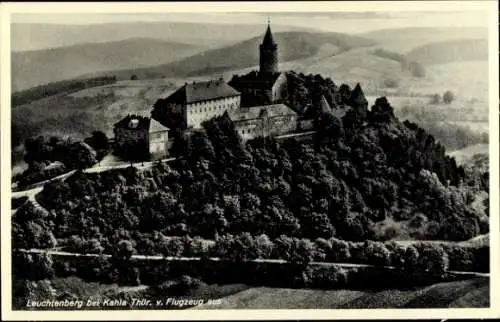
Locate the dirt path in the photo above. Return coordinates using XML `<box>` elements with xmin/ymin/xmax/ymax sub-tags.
<box><xmin>14</xmin><ymin>248</ymin><xmax>489</xmax><ymax>278</ymax></box>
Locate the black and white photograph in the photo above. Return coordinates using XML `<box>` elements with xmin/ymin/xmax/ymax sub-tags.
<box><xmin>1</xmin><ymin>1</ymin><xmax>498</xmax><ymax>320</ymax></box>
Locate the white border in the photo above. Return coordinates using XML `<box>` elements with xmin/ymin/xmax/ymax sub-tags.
<box><xmin>1</xmin><ymin>1</ymin><xmax>499</xmax><ymax>320</ymax></box>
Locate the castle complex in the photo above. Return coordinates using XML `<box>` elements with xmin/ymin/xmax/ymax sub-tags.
<box><xmin>146</xmin><ymin>21</ymin><xmax>296</xmax><ymax>149</ymax></box>
<box><xmin>114</xmin><ymin>21</ymin><xmax>367</xmax><ymax>160</ymax></box>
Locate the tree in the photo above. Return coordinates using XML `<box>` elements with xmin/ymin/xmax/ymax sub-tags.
<box><xmin>443</xmin><ymin>91</ymin><xmax>455</xmax><ymax>104</ymax></box>
<box><xmin>383</xmin><ymin>78</ymin><xmax>399</xmax><ymax>88</ymax></box>
<box><xmin>66</xmin><ymin>142</ymin><xmax>97</xmax><ymax>169</ymax></box>
<box><xmin>429</xmin><ymin>93</ymin><xmax>441</xmax><ymax>104</ymax></box>
<box><xmin>289</xmin><ymin>238</ymin><xmax>314</xmax><ymax>265</ymax></box>
<box><xmin>417</xmin><ymin>244</ymin><xmax>449</xmax><ymax>275</ymax></box>
<box><xmin>369</xmin><ymin>97</ymin><xmax>396</xmax><ymax>124</ymax></box>
<box><xmin>408</xmin><ymin>61</ymin><xmax>426</xmax><ymax>77</ymax></box>
<box><xmin>403</xmin><ymin>245</ymin><xmax>420</xmax><ymax>273</ymax></box>
<box><xmin>364</xmin><ymin>241</ymin><xmax>391</xmax><ymax>266</ymax></box>
<box><xmin>300</xmin><ymin>212</ymin><xmax>336</xmax><ymax>239</ymax></box>
<box><xmin>329</xmin><ymin>238</ymin><xmax>351</xmax><ymax>262</ymax></box>
<box><xmin>84</xmin><ymin>131</ymin><xmax>109</xmax><ymax>160</ymax></box>
<box><xmin>115</xmin><ymin>240</ymin><xmax>136</xmax><ymax>260</ymax></box>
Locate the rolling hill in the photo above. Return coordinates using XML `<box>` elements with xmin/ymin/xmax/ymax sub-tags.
<box><xmin>11</xmin><ymin>79</ymin><xmax>180</xmax><ymax>164</ymax></box>
<box><xmin>405</xmin><ymin>39</ymin><xmax>488</xmax><ymax>65</ymax></box>
<box><xmin>11</xmin><ymin>21</ymin><xmax>318</xmax><ymax>52</ymax></box>
<box><xmin>12</xmin><ymin>38</ymin><xmax>204</xmax><ymax>92</ymax></box>
<box><xmin>360</xmin><ymin>27</ymin><xmax>488</xmax><ymax>54</ymax></box>
<box><xmin>81</xmin><ymin>31</ymin><xmax>375</xmax><ymax>81</ymax></box>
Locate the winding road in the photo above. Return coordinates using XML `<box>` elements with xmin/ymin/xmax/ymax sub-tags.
<box><xmin>10</xmin><ymin>157</ymin><xmax>177</xmax><ymax>215</ymax></box>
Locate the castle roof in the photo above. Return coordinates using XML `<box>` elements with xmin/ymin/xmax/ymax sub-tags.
<box><xmin>347</xmin><ymin>83</ymin><xmax>368</xmax><ymax>108</ymax></box>
<box><xmin>149</xmin><ymin>118</ymin><xmax>170</xmax><ymax>133</ymax></box>
<box><xmin>319</xmin><ymin>95</ymin><xmax>332</xmax><ymax>114</ymax></box>
<box><xmin>228</xmin><ymin>103</ymin><xmax>296</xmax><ymax>122</ymax></box>
<box><xmin>229</xmin><ymin>71</ymin><xmax>283</xmax><ymax>90</ymax></box>
<box><xmin>163</xmin><ymin>79</ymin><xmax>240</xmax><ymax>105</ymax></box>
<box><xmin>114</xmin><ymin>114</ymin><xmax>169</xmax><ymax>132</ymax></box>
<box><xmin>262</xmin><ymin>24</ymin><xmax>276</xmax><ymax>46</ymax></box>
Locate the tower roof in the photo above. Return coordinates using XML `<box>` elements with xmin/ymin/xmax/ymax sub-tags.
<box><xmin>348</xmin><ymin>83</ymin><xmax>368</xmax><ymax>108</ymax></box>
<box><xmin>262</xmin><ymin>23</ymin><xmax>276</xmax><ymax>46</ymax></box>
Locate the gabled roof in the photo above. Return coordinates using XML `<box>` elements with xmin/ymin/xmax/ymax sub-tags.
<box><xmin>228</xmin><ymin>104</ymin><xmax>296</xmax><ymax>122</ymax></box>
<box><xmin>149</xmin><ymin>118</ymin><xmax>169</xmax><ymax>133</ymax></box>
<box><xmin>229</xmin><ymin>72</ymin><xmax>283</xmax><ymax>90</ymax></box>
<box><xmin>114</xmin><ymin>114</ymin><xmax>150</xmax><ymax>131</ymax></box>
<box><xmin>348</xmin><ymin>83</ymin><xmax>368</xmax><ymax>108</ymax></box>
<box><xmin>319</xmin><ymin>95</ymin><xmax>332</xmax><ymax>114</ymax></box>
<box><xmin>114</xmin><ymin>114</ymin><xmax>169</xmax><ymax>133</ymax></box>
<box><xmin>163</xmin><ymin>79</ymin><xmax>240</xmax><ymax>105</ymax></box>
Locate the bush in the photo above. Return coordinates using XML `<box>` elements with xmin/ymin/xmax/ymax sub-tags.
<box><xmin>443</xmin><ymin>91</ymin><xmax>455</xmax><ymax>104</ymax></box>
<box><xmin>429</xmin><ymin>94</ymin><xmax>440</xmax><ymax>104</ymax></box>
<box><xmin>329</xmin><ymin>238</ymin><xmax>351</xmax><ymax>262</ymax></box>
<box><xmin>415</xmin><ymin>244</ymin><xmax>449</xmax><ymax>275</ymax></box>
<box><xmin>408</xmin><ymin>61</ymin><xmax>426</xmax><ymax>77</ymax></box>
<box><xmin>363</xmin><ymin>241</ymin><xmax>391</xmax><ymax>266</ymax></box>
<box><xmin>383</xmin><ymin>78</ymin><xmax>399</xmax><ymax>88</ymax></box>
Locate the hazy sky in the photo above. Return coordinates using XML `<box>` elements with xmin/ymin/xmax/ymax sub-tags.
<box><xmin>11</xmin><ymin>11</ymin><xmax>489</xmax><ymax>34</ymax></box>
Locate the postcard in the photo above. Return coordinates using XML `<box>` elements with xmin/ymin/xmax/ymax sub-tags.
<box><xmin>1</xmin><ymin>1</ymin><xmax>499</xmax><ymax>320</ymax></box>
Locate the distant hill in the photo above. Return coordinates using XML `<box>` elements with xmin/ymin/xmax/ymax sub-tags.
<box><xmin>361</xmin><ymin>27</ymin><xmax>488</xmax><ymax>53</ymax></box>
<box><xmin>12</xmin><ymin>38</ymin><xmax>204</xmax><ymax>92</ymax></box>
<box><xmin>82</xmin><ymin>31</ymin><xmax>375</xmax><ymax>80</ymax></box>
<box><xmin>11</xmin><ymin>22</ymin><xmax>318</xmax><ymax>52</ymax></box>
<box><xmin>405</xmin><ymin>39</ymin><xmax>488</xmax><ymax>65</ymax></box>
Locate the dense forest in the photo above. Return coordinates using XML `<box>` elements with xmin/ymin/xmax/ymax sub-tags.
<box><xmin>12</xmin><ymin>76</ymin><xmax>488</xmax><ymax>260</ymax></box>
<box><xmin>13</xmin><ymin>132</ymin><xmax>109</xmax><ymax>188</ymax></box>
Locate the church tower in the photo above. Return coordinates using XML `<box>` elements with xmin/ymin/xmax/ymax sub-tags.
<box><xmin>259</xmin><ymin>19</ymin><xmax>279</xmax><ymax>75</ymax></box>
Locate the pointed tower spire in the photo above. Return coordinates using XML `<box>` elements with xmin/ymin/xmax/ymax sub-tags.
<box><xmin>259</xmin><ymin>17</ymin><xmax>279</xmax><ymax>75</ymax></box>
<box><xmin>262</xmin><ymin>18</ymin><xmax>276</xmax><ymax>46</ymax></box>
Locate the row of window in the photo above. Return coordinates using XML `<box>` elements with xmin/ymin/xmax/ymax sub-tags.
<box><xmin>188</xmin><ymin>103</ymin><xmax>237</xmax><ymax>114</ymax></box>
<box><xmin>238</xmin><ymin>127</ymin><xmax>258</xmax><ymax>135</ymax></box>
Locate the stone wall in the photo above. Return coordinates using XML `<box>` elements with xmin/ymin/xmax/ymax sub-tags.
<box><xmin>149</xmin><ymin>131</ymin><xmax>169</xmax><ymax>160</ymax></box>
<box><xmin>271</xmin><ymin>74</ymin><xmax>288</xmax><ymax>102</ymax></box>
<box><xmin>114</xmin><ymin>127</ymin><xmax>148</xmax><ymax>149</ymax></box>
<box><xmin>186</xmin><ymin>95</ymin><xmax>241</xmax><ymax>129</ymax></box>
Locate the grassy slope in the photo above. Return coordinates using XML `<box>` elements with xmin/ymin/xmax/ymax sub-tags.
<box><xmin>11</xmin><ymin>79</ymin><xmax>180</xmax><ymax>154</ymax></box>
<box><xmin>12</xmin><ymin>38</ymin><xmax>204</xmax><ymax>92</ymax></box>
<box><xmin>360</xmin><ymin>27</ymin><xmax>488</xmax><ymax>53</ymax></box>
<box><xmin>11</xmin><ymin>21</ymin><xmax>317</xmax><ymax>52</ymax></box>
<box><xmin>405</xmin><ymin>39</ymin><xmax>488</xmax><ymax>66</ymax></box>
<box><xmin>449</xmin><ymin>144</ymin><xmax>489</xmax><ymax>165</ymax></box>
<box><xmin>195</xmin><ymin>277</ymin><xmax>489</xmax><ymax>309</ymax></box>
<box><xmin>17</xmin><ymin>275</ymin><xmax>488</xmax><ymax>310</ymax></box>
<box><xmin>83</xmin><ymin>31</ymin><xmax>375</xmax><ymax>81</ymax></box>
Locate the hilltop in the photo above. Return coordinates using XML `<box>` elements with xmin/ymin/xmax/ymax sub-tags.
<box><xmin>11</xmin><ymin>21</ymin><xmax>318</xmax><ymax>52</ymax></box>
<box><xmin>360</xmin><ymin>27</ymin><xmax>488</xmax><ymax>53</ymax></box>
<box><xmin>405</xmin><ymin>39</ymin><xmax>488</xmax><ymax>65</ymax></box>
<box><xmin>12</xmin><ymin>38</ymin><xmax>204</xmax><ymax>92</ymax></box>
<box><xmin>81</xmin><ymin>31</ymin><xmax>375</xmax><ymax>80</ymax></box>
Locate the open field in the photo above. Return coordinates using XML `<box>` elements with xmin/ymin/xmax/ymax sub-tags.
<box><xmin>11</xmin><ymin>79</ymin><xmax>179</xmax><ymax>162</ymax></box>
<box><xmin>449</xmin><ymin>144</ymin><xmax>489</xmax><ymax>165</ymax></box>
<box><xmin>194</xmin><ymin>277</ymin><xmax>489</xmax><ymax>309</ymax></box>
<box><xmin>360</xmin><ymin>27</ymin><xmax>488</xmax><ymax>54</ymax></box>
